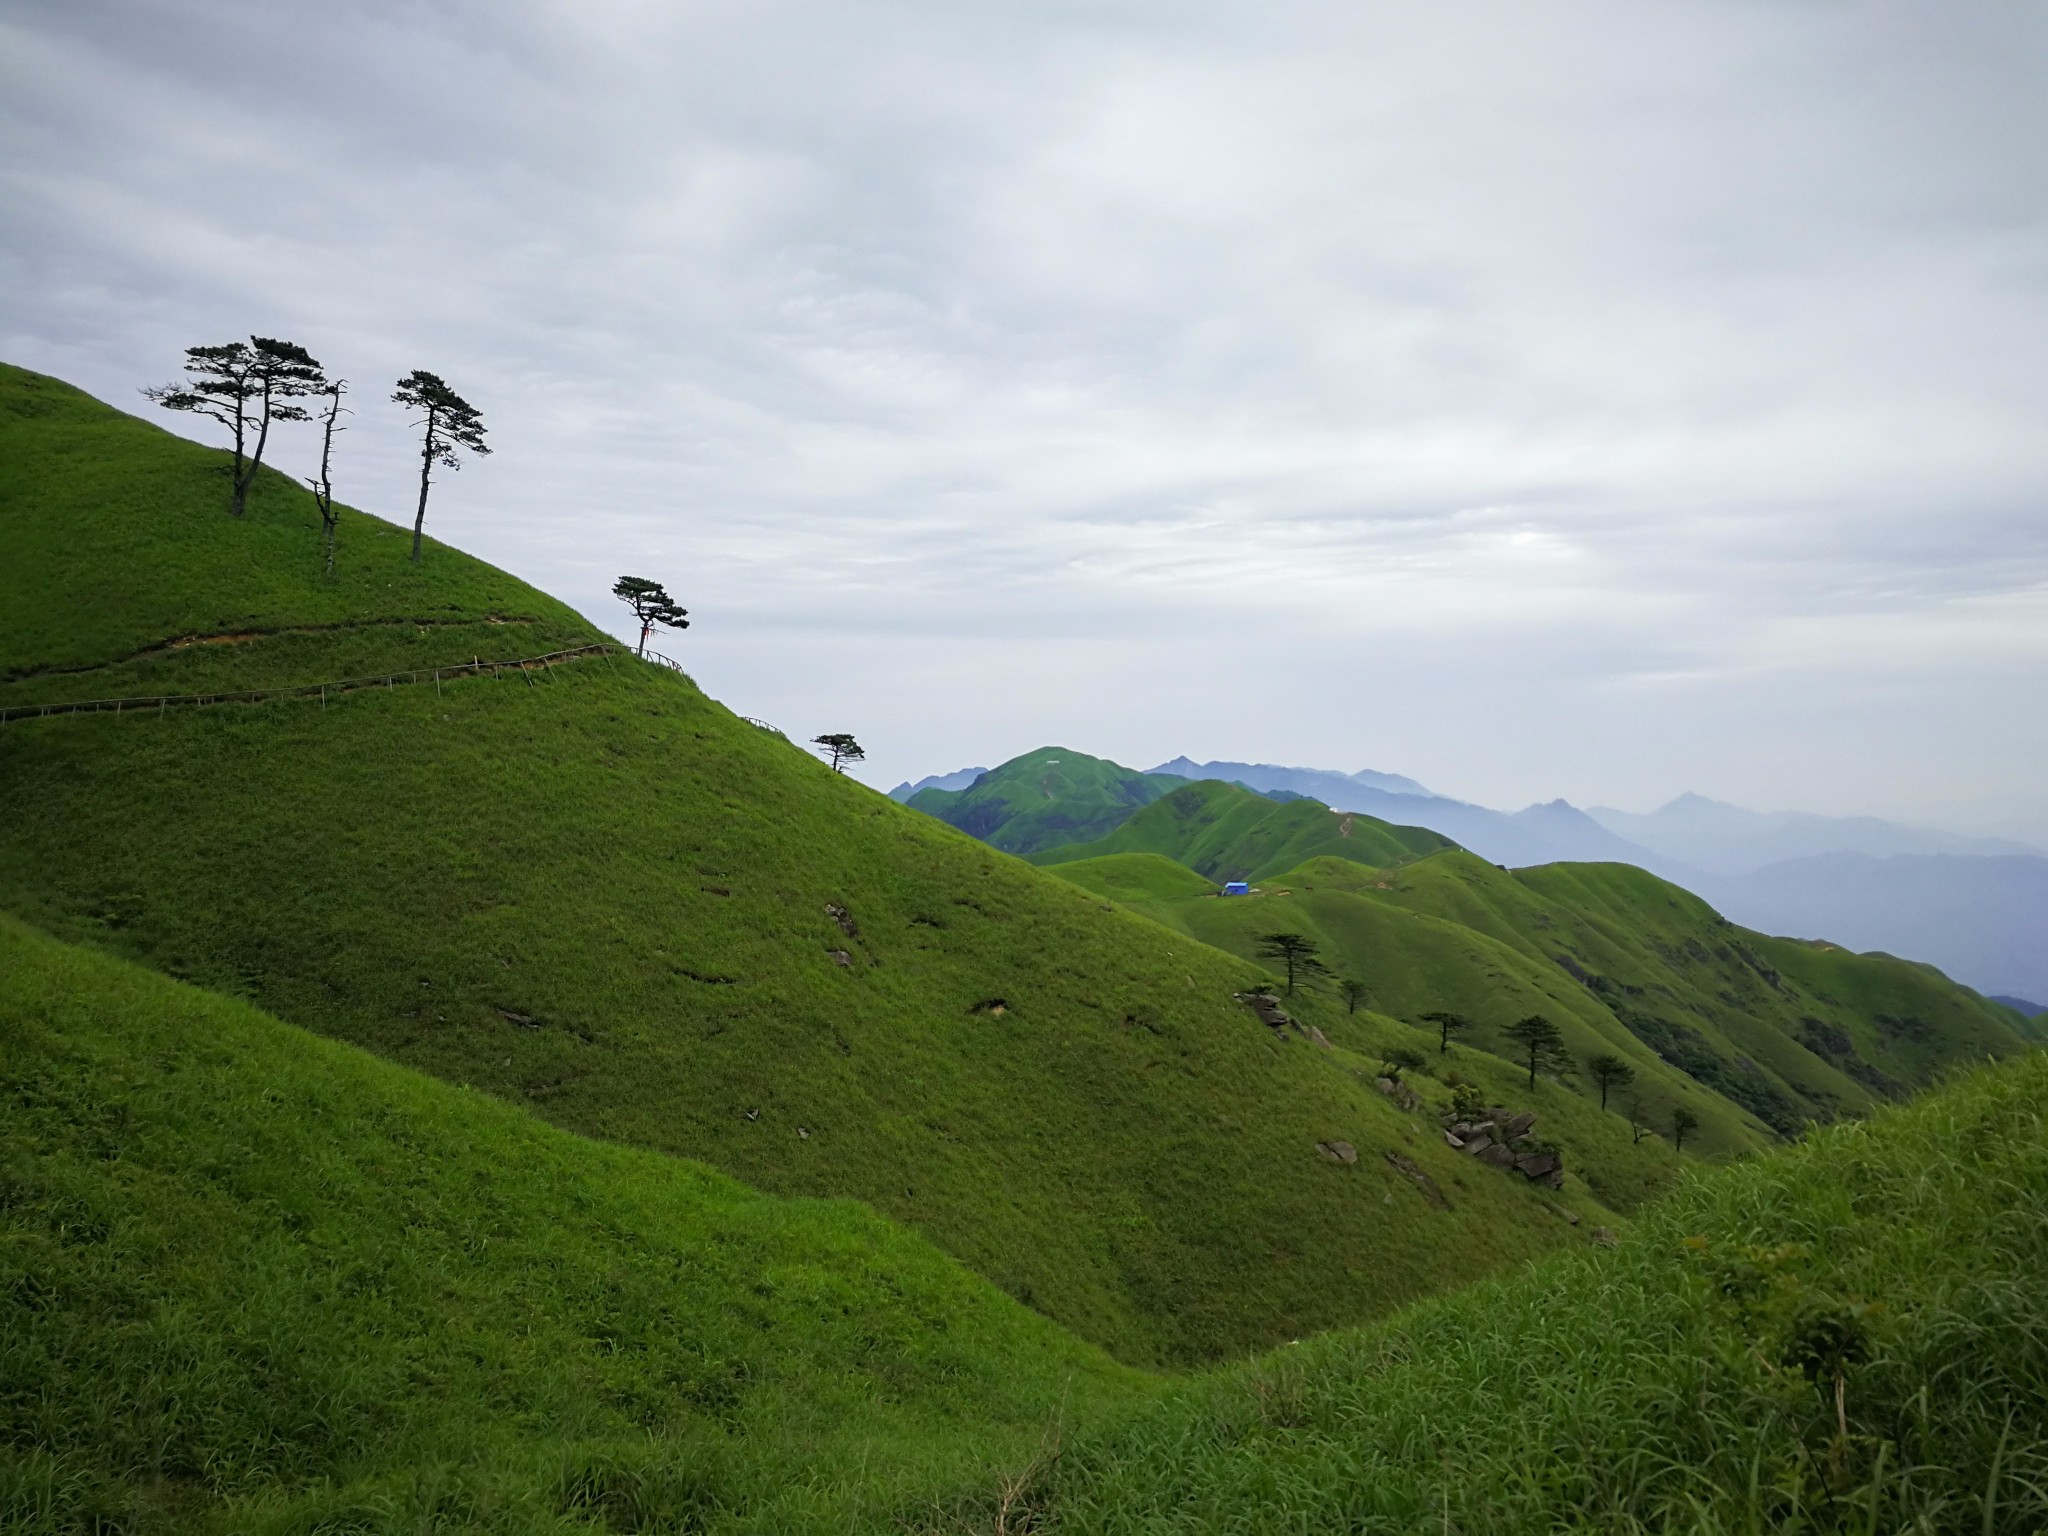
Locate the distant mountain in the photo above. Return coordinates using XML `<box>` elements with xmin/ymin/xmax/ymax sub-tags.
<box><xmin>1705</xmin><ymin>852</ymin><xmax>2048</xmax><ymax>1002</ymax></box>
<box><xmin>1031</xmin><ymin>779</ymin><xmax>1456</xmax><ymax>883</ymax></box>
<box><xmin>1587</xmin><ymin>792</ymin><xmax>2041</xmax><ymax>877</ymax></box>
<box><xmin>1147</xmin><ymin>758</ymin><xmax>1434</xmax><ymax>800</ymax></box>
<box><xmin>888</xmin><ymin>766</ymin><xmax>988</xmax><ymax>801</ymax></box>
<box><xmin>1991</xmin><ymin>995</ymin><xmax>2045</xmax><ymax>1020</ymax></box>
<box><xmin>906</xmin><ymin>747</ymin><xmax>1191</xmax><ymax>854</ymax></box>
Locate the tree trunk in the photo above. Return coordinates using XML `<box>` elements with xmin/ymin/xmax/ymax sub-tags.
<box><xmin>638</xmin><ymin>618</ymin><xmax>651</xmax><ymax>656</ymax></box>
<box><xmin>411</xmin><ymin>407</ymin><xmax>437</xmax><ymax>562</ymax></box>
<box><xmin>227</xmin><ymin>404</ymin><xmax>250</xmax><ymax>518</ymax></box>
<box><xmin>234</xmin><ymin>375</ymin><xmax>274</xmax><ymax>520</ymax></box>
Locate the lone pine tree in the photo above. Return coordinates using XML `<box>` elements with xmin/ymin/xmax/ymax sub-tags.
<box><xmin>812</xmin><ymin>734</ymin><xmax>864</xmax><ymax>772</ymax></box>
<box><xmin>392</xmin><ymin>370</ymin><xmax>489</xmax><ymax>562</ymax></box>
<box><xmin>1419</xmin><ymin>1009</ymin><xmax>1472</xmax><ymax>1054</ymax></box>
<box><xmin>612</xmin><ymin>577</ymin><xmax>689</xmax><ymax>657</ymax></box>
<box><xmin>1255</xmin><ymin>932</ymin><xmax>1332</xmax><ymax>996</ymax></box>
<box><xmin>305</xmin><ymin>379</ymin><xmax>349</xmax><ymax>578</ymax></box>
<box><xmin>1503</xmin><ymin>1013</ymin><xmax>1571</xmax><ymax>1091</ymax></box>
<box><xmin>145</xmin><ymin>337</ymin><xmax>326</xmax><ymax>518</ymax></box>
<box><xmin>1588</xmin><ymin>1052</ymin><xmax>1637</xmax><ymax>1112</ymax></box>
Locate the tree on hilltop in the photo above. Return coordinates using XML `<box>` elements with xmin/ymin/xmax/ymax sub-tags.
<box><xmin>305</xmin><ymin>378</ymin><xmax>349</xmax><ymax>578</ymax></box>
<box><xmin>1255</xmin><ymin>932</ymin><xmax>1332</xmax><ymax>996</ymax></box>
<box><xmin>145</xmin><ymin>337</ymin><xmax>327</xmax><ymax>518</ymax></box>
<box><xmin>1588</xmin><ymin>1052</ymin><xmax>1637</xmax><ymax>1112</ymax></box>
<box><xmin>392</xmin><ymin>370</ymin><xmax>489</xmax><ymax>562</ymax></box>
<box><xmin>1419</xmin><ymin>1009</ymin><xmax>1471</xmax><ymax>1054</ymax></box>
<box><xmin>613</xmin><ymin>577</ymin><xmax>689</xmax><ymax>656</ymax></box>
<box><xmin>812</xmin><ymin>734</ymin><xmax>864</xmax><ymax>773</ymax></box>
<box><xmin>1503</xmin><ymin>1013</ymin><xmax>1571</xmax><ymax>1090</ymax></box>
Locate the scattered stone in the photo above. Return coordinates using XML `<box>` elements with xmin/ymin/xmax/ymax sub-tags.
<box><xmin>1591</xmin><ymin>1226</ymin><xmax>1619</xmax><ymax>1247</ymax></box>
<box><xmin>1315</xmin><ymin>1140</ymin><xmax>1359</xmax><ymax>1165</ymax></box>
<box><xmin>1237</xmin><ymin>992</ymin><xmax>1293</xmax><ymax>1029</ymax></box>
<box><xmin>826</xmin><ymin>949</ymin><xmax>852</xmax><ymax>967</ymax></box>
<box><xmin>497</xmin><ymin>1009</ymin><xmax>541</xmax><ymax>1030</ymax></box>
<box><xmin>743</xmin><ymin>1108</ymin><xmax>760</xmax><ymax>1121</ymax></box>
<box><xmin>1444</xmin><ymin>1130</ymin><xmax>1465</xmax><ymax>1149</ymax></box>
<box><xmin>1383</xmin><ymin>1151</ymin><xmax>1450</xmax><ymax>1211</ymax></box>
<box><xmin>1376</xmin><ymin>1076</ymin><xmax>1399</xmax><ymax>1095</ymax></box>
<box><xmin>824</xmin><ymin>902</ymin><xmax>859</xmax><ymax>937</ymax></box>
<box><xmin>1461</xmin><ymin>1133</ymin><xmax>1494</xmax><ymax>1157</ymax></box>
<box><xmin>1502</xmin><ymin>1112</ymin><xmax>1538</xmax><ymax>1139</ymax></box>
<box><xmin>1478</xmin><ymin>1143</ymin><xmax>1517</xmax><ymax>1169</ymax></box>
<box><xmin>1305</xmin><ymin>1025</ymin><xmax>1333</xmax><ymax>1050</ymax></box>
<box><xmin>797</xmin><ymin>1126</ymin><xmax>810</xmax><ymax>1139</ymax></box>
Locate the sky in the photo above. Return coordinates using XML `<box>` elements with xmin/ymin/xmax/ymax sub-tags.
<box><xmin>4</xmin><ymin>0</ymin><xmax>2045</xmax><ymax>838</ymax></box>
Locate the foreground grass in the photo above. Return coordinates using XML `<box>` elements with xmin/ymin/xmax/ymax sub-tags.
<box><xmin>0</xmin><ymin>915</ymin><xmax>1135</xmax><ymax>1535</ymax></box>
<box><xmin>6</xmin><ymin>913</ymin><xmax>2042</xmax><ymax>1533</ymax></box>
<box><xmin>1023</xmin><ymin>1048</ymin><xmax>2048</xmax><ymax>1533</ymax></box>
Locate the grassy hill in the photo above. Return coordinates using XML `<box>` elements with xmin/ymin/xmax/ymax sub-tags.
<box><xmin>1033</xmin><ymin>779</ymin><xmax>1456</xmax><ymax>882</ymax></box>
<box><xmin>1053</xmin><ymin>848</ymin><xmax>2027</xmax><ymax>1157</ymax></box>
<box><xmin>906</xmin><ymin>748</ymin><xmax>1191</xmax><ymax>855</ymax></box>
<box><xmin>0</xmin><ymin>362</ymin><xmax>1634</xmax><ymax>1366</ymax></box>
<box><xmin>7</xmin><ymin>911</ymin><xmax>2042</xmax><ymax>1533</ymax></box>
<box><xmin>0</xmin><ymin>914</ymin><xmax>1128</xmax><ymax>1534</ymax></box>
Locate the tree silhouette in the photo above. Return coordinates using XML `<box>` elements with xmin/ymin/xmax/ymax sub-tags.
<box><xmin>1419</xmin><ymin>1009</ymin><xmax>1471</xmax><ymax>1054</ymax></box>
<box><xmin>1380</xmin><ymin>1046</ymin><xmax>1428</xmax><ymax>1081</ymax></box>
<box><xmin>391</xmin><ymin>370</ymin><xmax>489</xmax><ymax>562</ymax></box>
<box><xmin>305</xmin><ymin>379</ymin><xmax>349</xmax><ymax>578</ymax></box>
<box><xmin>1670</xmin><ymin>1104</ymin><xmax>1701</xmax><ymax>1153</ymax></box>
<box><xmin>1503</xmin><ymin>1013</ymin><xmax>1571</xmax><ymax>1090</ymax></box>
<box><xmin>1627</xmin><ymin>1097</ymin><xmax>1653</xmax><ymax>1144</ymax></box>
<box><xmin>146</xmin><ymin>337</ymin><xmax>326</xmax><ymax>518</ymax></box>
<box><xmin>1255</xmin><ymin>932</ymin><xmax>1332</xmax><ymax>995</ymax></box>
<box><xmin>812</xmin><ymin>734</ymin><xmax>864</xmax><ymax>772</ymax></box>
<box><xmin>1339</xmin><ymin>978</ymin><xmax>1370</xmax><ymax>1014</ymax></box>
<box><xmin>612</xmin><ymin>577</ymin><xmax>689</xmax><ymax>656</ymax></box>
<box><xmin>1587</xmin><ymin>1052</ymin><xmax>1637</xmax><ymax>1111</ymax></box>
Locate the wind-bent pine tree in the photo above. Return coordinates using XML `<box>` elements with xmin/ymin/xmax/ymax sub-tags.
<box><xmin>812</xmin><ymin>734</ymin><xmax>865</xmax><ymax>772</ymax></box>
<box><xmin>1419</xmin><ymin>1009</ymin><xmax>1471</xmax><ymax>1054</ymax></box>
<box><xmin>1339</xmin><ymin>978</ymin><xmax>1370</xmax><ymax>1014</ymax></box>
<box><xmin>391</xmin><ymin>370</ymin><xmax>489</xmax><ymax>562</ymax></box>
<box><xmin>305</xmin><ymin>379</ymin><xmax>350</xmax><ymax>578</ymax></box>
<box><xmin>1255</xmin><ymin>932</ymin><xmax>1332</xmax><ymax>996</ymax></box>
<box><xmin>1588</xmin><ymin>1052</ymin><xmax>1637</xmax><ymax>1112</ymax></box>
<box><xmin>1503</xmin><ymin>1013</ymin><xmax>1571</xmax><ymax>1090</ymax></box>
<box><xmin>145</xmin><ymin>337</ymin><xmax>327</xmax><ymax>517</ymax></box>
<box><xmin>613</xmin><ymin>577</ymin><xmax>690</xmax><ymax>657</ymax></box>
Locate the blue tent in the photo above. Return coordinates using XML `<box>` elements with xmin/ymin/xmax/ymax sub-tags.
<box><xmin>1222</xmin><ymin>881</ymin><xmax>1250</xmax><ymax>896</ymax></box>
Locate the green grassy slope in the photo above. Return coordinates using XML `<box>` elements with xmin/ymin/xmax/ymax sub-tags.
<box><xmin>1069</xmin><ymin>850</ymin><xmax>2030</xmax><ymax>1204</ymax></box>
<box><xmin>0</xmin><ymin>364</ymin><xmax>1617</xmax><ymax>1366</ymax></box>
<box><xmin>0</xmin><ymin>913</ymin><xmax>1129</xmax><ymax>1535</ymax></box>
<box><xmin>906</xmin><ymin>747</ymin><xmax>1188</xmax><ymax>855</ymax></box>
<box><xmin>11</xmin><ymin>912</ymin><xmax>2044</xmax><ymax>1536</ymax></box>
<box><xmin>1019</xmin><ymin>1049</ymin><xmax>2048</xmax><ymax>1535</ymax></box>
<box><xmin>1033</xmin><ymin>779</ymin><xmax>1455</xmax><ymax>883</ymax></box>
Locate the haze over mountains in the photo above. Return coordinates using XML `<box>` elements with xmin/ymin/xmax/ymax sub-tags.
<box><xmin>903</xmin><ymin>752</ymin><xmax>2048</xmax><ymax>1001</ymax></box>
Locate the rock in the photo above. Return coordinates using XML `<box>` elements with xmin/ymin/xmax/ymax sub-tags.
<box><xmin>1305</xmin><ymin>1025</ymin><xmax>1333</xmax><ymax>1050</ymax></box>
<box><xmin>1478</xmin><ymin>1143</ymin><xmax>1517</xmax><ymax>1169</ymax></box>
<box><xmin>1376</xmin><ymin>1076</ymin><xmax>1399</xmax><ymax>1095</ymax></box>
<box><xmin>824</xmin><ymin>902</ymin><xmax>859</xmax><ymax>937</ymax></box>
<box><xmin>1315</xmin><ymin>1141</ymin><xmax>1358</xmax><ymax>1165</ymax></box>
<box><xmin>1238</xmin><ymin>992</ymin><xmax>1292</xmax><ymax>1028</ymax></box>
<box><xmin>1383</xmin><ymin>1151</ymin><xmax>1450</xmax><ymax>1211</ymax></box>
<box><xmin>1563</xmin><ymin>1209</ymin><xmax>1580</xmax><ymax>1226</ymax></box>
<box><xmin>797</xmin><ymin>1126</ymin><xmax>810</xmax><ymax>1139</ymax></box>
<box><xmin>1444</xmin><ymin>1130</ymin><xmax>1465</xmax><ymax>1149</ymax></box>
<box><xmin>1591</xmin><ymin>1226</ymin><xmax>1619</xmax><ymax>1247</ymax></box>
<box><xmin>826</xmin><ymin>949</ymin><xmax>853</xmax><ymax>966</ymax></box>
<box><xmin>1514</xmin><ymin>1149</ymin><xmax>1563</xmax><ymax>1181</ymax></box>
<box><xmin>1460</xmin><ymin>1133</ymin><xmax>1494</xmax><ymax>1157</ymax></box>
<box><xmin>1541</xmin><ymin>1169</ymin><xmax>1565</xmax><ymax>1190</ymax></box>
<box><xmin>497</xmin><ymin>1009</ymin><xmax>541</xmax><ymax>1030</ymax></box>
<box><xmin>1502</xmin><ymin>1112</ymin><xmax>1537</xmax><ymax>1139</ymax></box>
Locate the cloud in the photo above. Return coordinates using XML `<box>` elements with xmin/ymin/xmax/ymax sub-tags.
<box><xmin>3</xmin><ymin>0</ymin><xmax>2045</xmax><ymax>835</ymax></box>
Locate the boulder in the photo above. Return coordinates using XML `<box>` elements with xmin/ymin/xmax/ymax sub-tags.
<box><xmin>1305</xmin><ymin>1025</ymin><xmax>1333</xmax><ymax>1051</ymax></box>
<box><xmin>1591</xmin><ymin>1226</ymin><xmax>1619</xmax><ymax>1247</ymax></box>
<box><xmin>1460</xmin><ymin>1133</ymin><xmax>1494</xmax><ymax>1157</ymax></box>
<box><xmin>826</xmin><ymin>949</ymin><xmax>853</xmax><ymax>967</ymax></box>
<box><xmin>1315</xmin><ymin>1140</ymin><xmax>1359</xmax><ymax>1165</ymax></box>
<box><xmin>1514</xmin><ymin>1149</ymin><xmax>1563</xmax><ymax>1181</ymax></box>
<box><xmin>1478</xmin><ymin>1143</ymin><xmax>1517</xmax><ymax>1169</ymax></box>
<box><xmin>1443</xmin><ymin>1130</ymin><xmax>1465</xmax><ymax>1149</ymax></box>
<box><xmin>1502</xmin><ymin>1112</ymin><xmax>1538</xmax><ymax>1139</ymax></box>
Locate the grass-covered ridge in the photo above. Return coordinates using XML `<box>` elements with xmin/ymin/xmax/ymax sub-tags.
<box><xmin>0</xmin><ymin>362</ymin><xmax>1629</xmax><ymax>1365</ymax></box>
<box><xmin>0</xmin><ymin>914</ymin><xmax>1125</xmax><ymax>1534</ymax></box>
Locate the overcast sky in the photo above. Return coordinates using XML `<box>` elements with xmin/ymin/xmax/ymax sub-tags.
<box><xmin>5</xmin><ymin>0</ymin><xmax>2045</xmax><ymax>837</ymax></box>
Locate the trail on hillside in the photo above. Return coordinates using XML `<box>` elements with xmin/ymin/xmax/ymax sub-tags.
<box><xmin>0</xmin><ymin>643</ymin><xmax>619</xmax><ymax>724</ymax></box>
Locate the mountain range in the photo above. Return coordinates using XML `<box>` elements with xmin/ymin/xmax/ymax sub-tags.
<box><xmin>902</xmin><ymin>753</ymin><xmax>2048</xmax><ymax>1000</ymax></box>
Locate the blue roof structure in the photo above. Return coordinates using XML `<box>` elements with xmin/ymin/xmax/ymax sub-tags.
<box><xmin>1222</xmin><ymin>881</ymin><xmax>1250</xmax><ymax>896</ymax></box>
